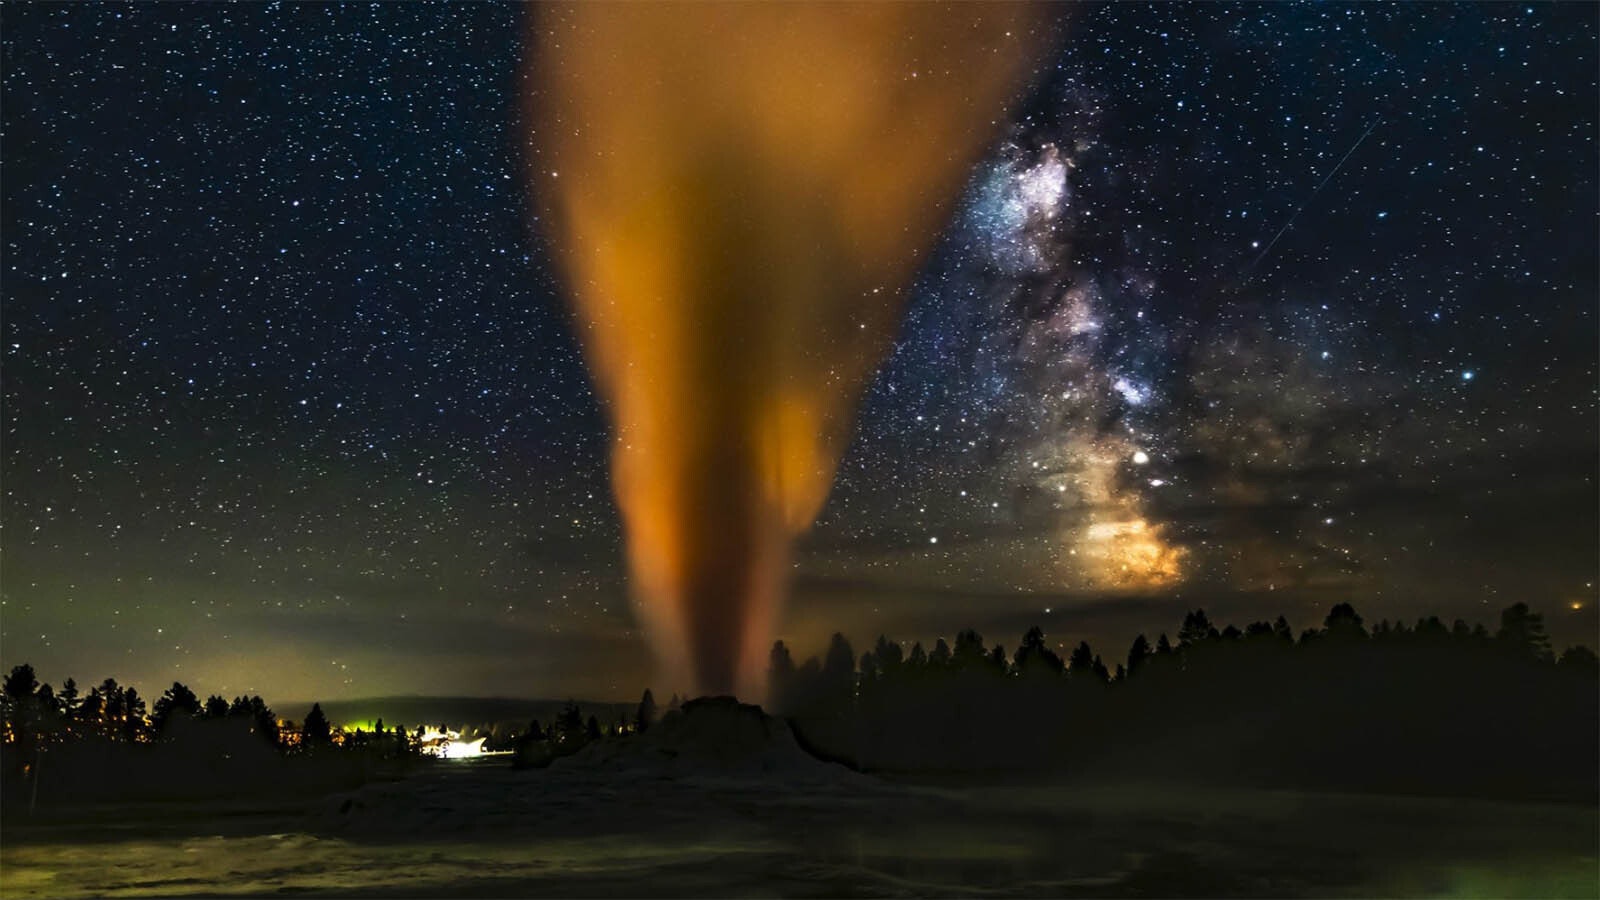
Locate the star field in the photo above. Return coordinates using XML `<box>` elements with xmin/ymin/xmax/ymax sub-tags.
<box><xmin>3</xmin><ymin>3</ymin><xmax>1595</xmax><ymax>700</ymax></box>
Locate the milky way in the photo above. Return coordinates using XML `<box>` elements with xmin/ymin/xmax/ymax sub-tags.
<box><xmin>2</xmin><ymin>3</ymin><xmax>1594</xmax><ymax>700</ymax></box>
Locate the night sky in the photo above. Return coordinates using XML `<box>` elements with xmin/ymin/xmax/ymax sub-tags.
<box><xmin>3</xmin><ymin>3</ymin><xmax>1595</xmax><ymax>702</ymax></box>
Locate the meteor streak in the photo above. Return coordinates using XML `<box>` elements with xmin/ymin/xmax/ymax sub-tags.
<box><xmin>1243</xmin><ymin>117</ymin><xmax>1381</xmax><ymax>278</ymax></box>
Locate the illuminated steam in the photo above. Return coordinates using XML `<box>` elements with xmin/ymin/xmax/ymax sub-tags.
<box><xmin>528</xmin><ymin>4</ymin><xmax>1047</xmax><ymax>697</ymax></box>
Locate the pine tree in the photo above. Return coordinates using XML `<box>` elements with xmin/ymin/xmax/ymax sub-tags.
<box><xmin>768</xmin><ymin>641</ymin><xmax>795</xmax><ymax>710</ymax></box>
<box><xmin>635</xmin><ymin>689</ymin><xmax>657</xmax><ymax>733</ymax></box>
<box><xmin>1068</xmin><ymin>641</ymin><xmax>1095</xmax><ymax>674</ymax></box>
<box><xmin>58</xmin><ymin>677</ymin><xmax>81</xmax><ymax>732</ymax></box>
<box><xmin>1014</xmin><ymin>626</ymin><xmax>1064</xmax><ymax>676</ymax></box>
<box><xmin>152</xmin><ymin>682</ymin><xmax>201</xmax><ymax>734</ymax></box>
<box><xmin>1126</xmin><ymin>634</ymin><xmax>1152</xmax><ymax>676</ymax></box>
<box><xmin>1273</xmin><ymin>616</ymin><xmax>1294</xmax><ymax>642</ymax></box>
<box><xmin>120</xmin><ymin>687</ymin><xmax>147</xmax><ymax>742</ymax></box>
<box><xmin>907</xmin><ymin>642</ymin><xmax>928</xmax><ymax>669</ymax></box>
<box><xmin>1496</xmin><ymin>603</ymin><xmax>1553</xmax><ymax>662</ymax></box>
<box><xmin>1323</xmin><ymin>603</ymin><xmax>1367</xmax><ymax>641</ymax></box>
<box><xmin>823</xmin><ymin>633</ymin><xmax>856</xmax><ymax>694</ymax></box>
<box><xmin>1179</xmin><ymin>609</ymin><xmax>1218</xmax><ymax>646</ymax></box>
<box><xmin>302</xmin><ymin>702</ymin><xmax>332</xmax><ymax>747</ymax></box>
<box><xmin>3</xmin><ymin>664</ymin><xmax>38</xmax><ymax>703</ymax></box>
<box><xmin>873</xmin><ymin>635</ymin><xmax>904</xmax><ymax>676</ymax></box>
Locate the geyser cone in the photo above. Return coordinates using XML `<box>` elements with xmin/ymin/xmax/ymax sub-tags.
<box><xmin>528</xmin><ymin>3</ymin><xmax>1050</xmax><ymax>698</ymax></box>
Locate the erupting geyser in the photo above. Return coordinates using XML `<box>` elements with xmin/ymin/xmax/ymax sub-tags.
<box><xmin>528</xmin><ymin>4</ymin><xmax>1049</xmax><ymax>698</ymax></box>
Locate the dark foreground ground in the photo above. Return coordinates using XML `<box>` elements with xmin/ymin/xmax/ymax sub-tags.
<box><xmin>2</xmin><ymin>755</ymin><xmax>1596</xmax><ymax>898</ymax></box>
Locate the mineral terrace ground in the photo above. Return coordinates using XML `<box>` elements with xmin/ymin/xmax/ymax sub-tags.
<box><xmin>3</xmin><ymin>755</ymin><xmax>1595</xmax><ymax>899</ymax></box>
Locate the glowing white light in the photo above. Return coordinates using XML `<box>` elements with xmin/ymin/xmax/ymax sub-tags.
<box><xmin>417</xmin><ymin>727</ymin><xmax>497</xmax><ymax>760</ymax></box>
<box><xmin>1131</xmin><ymin>451</ymin><xmax>1150</xmax><ymax>465</ymax></box>
<box><xmin>1013</xmin><ymin>148</ymin><xmax>1067</xmax><ymax>221</ymax></box>
<box><xmin>1461</xmin><ymin>370</ymin><xmax>1474</xmax><ymax>381</ymax></box>
<box><xmin>440</xmin><ymin>737</ymin><xmax>488</xmax><ymax>759</ymax></box>
<box><xmin>1112</xmin><ymin>378</ymin><xmax>1147</xmax><ymax>406</ymax></box>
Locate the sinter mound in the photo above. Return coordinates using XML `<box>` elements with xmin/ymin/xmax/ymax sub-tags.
<box><xmin>554</xmin><ymin>696</ymin><xmax>858</xmax><ymax>782</ymax></box>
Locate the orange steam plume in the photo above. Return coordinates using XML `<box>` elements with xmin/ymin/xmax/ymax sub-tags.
<box><xmin>528</xmin><ymin>3</ymin><xmax>1051</xmax><ymax>698</ymax></box>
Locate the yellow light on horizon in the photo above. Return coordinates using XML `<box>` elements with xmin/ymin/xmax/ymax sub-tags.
<box><xmin>1082</xmin><ymin>517</ymin><xmax>1186</xmax><ymax>590</ymax></box>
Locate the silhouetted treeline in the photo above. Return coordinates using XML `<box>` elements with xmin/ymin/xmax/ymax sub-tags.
<box><xmin>0</xmin><ymin>670</ymin><xmax>422</xmax><ymax>810</ymax></box>
<box><xmin>510</xmin><ymin>691</ymin><xmax>670</xmax><ymax>768</ymax></box>
<box><xmin>770</xmin><ymin>603</ymin><xmax>1599</xmax><ymax>802</ymax></box>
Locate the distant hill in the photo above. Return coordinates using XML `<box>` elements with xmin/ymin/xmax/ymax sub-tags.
<box><xmin>279</xmin><ymin>696</ymin><xmax>636</xmax><ymax>733</ymax></box>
